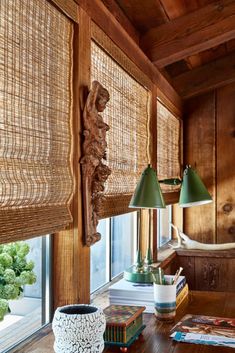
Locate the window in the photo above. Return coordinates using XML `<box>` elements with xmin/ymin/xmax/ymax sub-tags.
<box><xmin>157</xmin><ymin>100</ymin><xmax>181</xmax><ymax>194</ymax></box>
<box><xmin>0</xmin><ymin>0</ymin><xmax>73</xmax><ymax>243</ymax></box>
<box><xmin>90</xmin><ymin>39</ymin><xmax>149</xmax><ymax>218</ymax></box>
<box><xmin>90</xmin><ymin>212</ymin><xmax>137</xmax><ymax>293</ymax></box>
<box><xmin>157</xmin><ymin>206</ymin><xmax>172</xmax><ymax>248</ymax></box>
<box><xmin>0</xmin><ymin>235</ymin><xmax>52</xmax><ymax>352</ymax></box>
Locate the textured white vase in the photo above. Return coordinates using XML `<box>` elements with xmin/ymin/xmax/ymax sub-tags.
<box><xmin>52</xmin><ymin>304</ymin><xmax>106</xmax><ymax>353</ymax></box>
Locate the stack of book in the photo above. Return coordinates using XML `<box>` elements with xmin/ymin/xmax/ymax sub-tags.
<box><xmin>109</xmin><ymin>276</ymin><xmax>188</xmax><ymax>313</ymax></box>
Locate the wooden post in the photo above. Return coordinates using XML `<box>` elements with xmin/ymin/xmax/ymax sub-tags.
<box><xmin>53</xmin><ymin>7</ymin><xmax>91</xmax><ymax>308</ymax></box>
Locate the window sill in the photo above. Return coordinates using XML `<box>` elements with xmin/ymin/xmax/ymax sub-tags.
<box><xmin>5</xmin><ymin>324</ymin><xmax>52</xmax><ymax>353</ymax></box>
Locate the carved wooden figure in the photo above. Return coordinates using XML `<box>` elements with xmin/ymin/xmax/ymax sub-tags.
<box><xmin>81</xmin><ymin>81</ymin><xmax>111</xmax><ymax>246</ymax></box>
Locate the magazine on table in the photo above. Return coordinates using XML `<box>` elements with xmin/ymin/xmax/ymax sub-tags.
<box><xmin>170</xmin><ymin>314</ymin><xmax>235</xmax><ymax>348</ymax></box>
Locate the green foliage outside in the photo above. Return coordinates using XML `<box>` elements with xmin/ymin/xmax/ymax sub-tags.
<box><xmin>0</xmin><ymin>242</ymin><xmax>36</xmax><ymax>321</ymax></box>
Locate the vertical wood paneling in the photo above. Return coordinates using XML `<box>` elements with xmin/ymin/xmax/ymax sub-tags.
<box><xmin>53</xmin><ymin>8</ymin><xmax>91</xmax><ymax>308</ymax></box>
<box><xmin>177</xmin><ymin>256</ymin><xmax>195</xmax><ymax>290</ymax></box>
<box><xmin>217</xmin><ymin>82</ymin><xmax>235</xmax><ymax>243</ymax></box>
<box><xmin>177</xmin><ymin>252</ymin><xmax>235</xmax><ymax>292</ymax></box>
<box><xmin>195</xmin><ymin>258</ymin><xmax>221</xmax><ymax>291</ymax></box>
<box><xmin>184</xmin><ymin>92</ymin><xmax>216</xmax><ymax>243</ymax></box>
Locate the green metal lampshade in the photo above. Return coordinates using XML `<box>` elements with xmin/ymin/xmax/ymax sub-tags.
<box><xmin>179</xmin><ymin>165</ymin><xmax>212</xmax><ymax>208</ymax></box>
<box><xmin>129</xmin><ymin>165</ymin><xmax>165</xmax><ymax>209</ymax></box>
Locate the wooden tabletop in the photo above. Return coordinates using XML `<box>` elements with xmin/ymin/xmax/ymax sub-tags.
<box><xmin>12</xmin><ymin>291</ymin><xmax>235</xmax><ymax>353</ymax></box>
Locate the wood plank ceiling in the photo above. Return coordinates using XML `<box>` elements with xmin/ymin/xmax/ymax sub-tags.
<box><xmin>101</xmin><ymin>0</ymin><xmax>235</xmax><ymax>99</ymax></box>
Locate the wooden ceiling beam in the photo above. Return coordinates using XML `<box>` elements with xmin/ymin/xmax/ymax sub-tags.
<box><xmin>100</xmin><ymin>0</ymin><xmax>140</xmax><ymax>44</ymax></box>
<box><xmin>172</xmin><ymin>51</ymin><xmax>235</xmax><ymax>98</ymax></box>
<box><xmin>141</xmin><ymin>0</ymin><xmax>235</xmax><ymax>67</ymax></box>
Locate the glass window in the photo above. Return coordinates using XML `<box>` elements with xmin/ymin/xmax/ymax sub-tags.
<box><xmin>0</xmin><ymin>235</ymin><xmax>52</xmax><ymax>352</ymax></box>
<box><xmin>157</xmin><ymin>206</ymin><xmax>172</xmax><ymax>248</ymax></box>
<box><xmin>111</xmin><ymin>213</ymin><xmax>136</xmax><ymax>278</ymax></box>
<box><xmin>90</xmin><ymin>219</ymin><xmax>110</xmax><ymax>293</ymax></box>
<box><xmin>90</xmin><ymin>212</ymin><xmax>137</xmax><ymax>293</ymax></box>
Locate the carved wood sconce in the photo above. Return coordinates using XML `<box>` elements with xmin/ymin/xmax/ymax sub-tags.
<box><xmin>80</xmin><ymin>81</ymin><xmax>111</xmax><ymax>246</ymax></box>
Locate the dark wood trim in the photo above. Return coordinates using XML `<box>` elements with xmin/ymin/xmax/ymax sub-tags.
<box><xmin>74</xmin><ymin>0</ymin><xmax>182</xmax><ymax>112</ymax></box>
<box><xmin>157</xmin><ymin>88</ymin><xmax>182</xmax><ymax>118</ymax></box>
<box><xmin>163</xmin><ymin>191</ymin><xmax>180</xmax><ymax>205</ymax></box>
<box><xmin>50</xmin><ymin>0</ymin><xmax>78</xmax><ymax>22</ymax></box>
<box><xmin>141</xmin><ymin>0</ymin><xmax>235</xmax><ymax>67</ymax></box>
<box><xmin>100</xmin><ymin>0</ymin><xmax>140</xmax><ymax>44</ymax></box>
<box><xmin>172</xmin><ymin>51</ymin><xmax>235</xmax><ymax>99</ymax></box>
<box><xmin>161</xmin><ymin>251</ymin><xmax>177</xmax><ymax>269</ymax></box>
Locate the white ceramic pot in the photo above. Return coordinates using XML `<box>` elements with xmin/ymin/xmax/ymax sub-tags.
<box><xmin>52</xmin><ymin>304</ymin><xmax>106</xmax><ymax>353</ymax></box>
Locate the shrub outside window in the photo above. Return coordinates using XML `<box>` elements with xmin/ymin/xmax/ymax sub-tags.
<box><xmin>0</xmin><ymin>235</ymin><xmax>52</xmax><ymax>352</ymax></box>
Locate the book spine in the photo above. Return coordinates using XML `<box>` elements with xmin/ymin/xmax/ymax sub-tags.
<box><xmin>176</xmin><ymin>277</ymin><xmax>186</xmax><ymax>295</ymax></box>
<box><xmin>176</xmin><ymin>284</ymin><xmax>189</xmax><ymax>309</ymax></box>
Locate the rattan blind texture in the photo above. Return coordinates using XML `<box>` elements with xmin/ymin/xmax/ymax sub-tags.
<box><xmin>0</xmin><ymin>0</ymin><xmax>74</xmax><ymax>243</ymax></box>
<box><xmin>157</xmin><ymin>100</ymin><xmax>181</xmax><ymax>193</ymax></box>
<box><xmin>91</xmin><ymin>42</ymin><xmax>149</xmax><ymax>218</ymax></box>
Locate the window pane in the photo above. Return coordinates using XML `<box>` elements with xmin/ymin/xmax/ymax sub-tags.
<box><xmin>0</xmin><ymin>235</ymin><xmax>51</xmax><ymax>352</ymax></box>
<box><xmin>157</xmin><ymin>206</ymin><xmax>172</xmax><ymax>248</ymax></box>
<box><xmin>90</xmin><ymin>219</ymin><xmax>109</xmax><ymax>292</ymax></box>
<box><xmin>111</xmin><ymin>213</ymin><xmax>137</xmax><ymax>278</ymax></box>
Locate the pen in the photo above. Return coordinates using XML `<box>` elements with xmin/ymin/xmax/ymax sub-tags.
<box><xmin>172</xmin><ymin>267</ymin><xmax>183</xmax><ymax>285</ymax></box>
<box><xmin>158</xmin><ymin>267</ymin><xmax>162</xmax><ymax>284</ymax></box>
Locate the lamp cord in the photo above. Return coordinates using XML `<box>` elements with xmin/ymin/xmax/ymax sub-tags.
<box><xmin>147</xmin><ymin>91</ymin><xmax>152</xmax><ymax>164</ymax></box>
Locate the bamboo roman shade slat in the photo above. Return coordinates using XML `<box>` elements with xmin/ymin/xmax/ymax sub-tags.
<box><xmin>91</xmin><ymin>41</ymin><xmax>149</xmax><ymax>218</ymax></box>
<box><xmin>157</xmin><ymin>100</ymin><xmax>181</xmax><ymax>193</ymax></box>
<box><xmin>0</xmin><ymin>0</ymin><xmax>74</xmax><ymax>243</ymax></box>
<box><xmin>91</xmin><ymin>23</ymin><xmax>152</xmax><ymax>90</ymax></box>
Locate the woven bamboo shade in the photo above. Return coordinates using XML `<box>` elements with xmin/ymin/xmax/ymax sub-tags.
<box><xmin>91</xmin><ymin>42</ymin><xmax>149</xmax><ymax>218</ymax></box>
<box><xmin>157</xmin><ymin>100</ymin><xmax>181</xmax><ymax>193</ymax></box>
<box><xmin>0</xmin><ymin>0</ymin><xmax>74</xmax><ymax>243</ymax></box>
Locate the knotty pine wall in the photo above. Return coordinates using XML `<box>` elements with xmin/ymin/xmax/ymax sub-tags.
<box><xmin>179</xmin><ymin>82</ymin><xmax>235</xmax><ymax>292</ymax></box>
<box><xmin>184</xmin><ymin>82</ymin><xmax>235</xmax><ymax>244</ymax></box>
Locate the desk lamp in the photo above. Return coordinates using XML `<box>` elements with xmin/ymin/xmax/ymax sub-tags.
<box><xmin>124</xmin><ymin>164</ymin><xmax>212</xmax><ymax>283</ymax></box>
<box><xmin>124</xmin><ymin>165</ymin><xmax>165</xmax><ymax>283</ymax></box>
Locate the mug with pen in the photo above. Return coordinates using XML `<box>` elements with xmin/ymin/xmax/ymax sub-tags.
<box><xmin>153</xmin><ymin>267</ymin><xmax>183</xmax><ymax>322</ymax></box>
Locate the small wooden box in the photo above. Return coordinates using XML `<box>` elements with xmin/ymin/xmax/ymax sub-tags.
<box><xmin>104</xmin><ymin>305</ymin><xmax>145</xmax><ymax>349</ymax></box>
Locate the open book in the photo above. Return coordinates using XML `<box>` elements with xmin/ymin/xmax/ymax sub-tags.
<box><xmin>170</xmin><ymin>314</ymin><xmax>235</xmax><ymax>348</ymax></box>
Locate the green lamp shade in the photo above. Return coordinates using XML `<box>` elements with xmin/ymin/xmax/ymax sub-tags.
<box><xmin>129</xmin><ymin>165</ymin><xmax>165</xmax><ymax>209</ymax></box>
<box><xmin>179</xmin><ymin>166</ymin><xmax>212</xmax><ymax>208</ymax></box>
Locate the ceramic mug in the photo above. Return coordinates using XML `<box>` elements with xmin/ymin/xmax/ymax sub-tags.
<box><xmin>154</xmin><ymin>283</ymin><xmax>176</xmax><ymax>322</ymax></box>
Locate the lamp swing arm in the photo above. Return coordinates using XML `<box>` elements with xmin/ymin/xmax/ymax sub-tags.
<box><xmin>159</xmin><ymin>178</ymin><xmax>182</xmax><ymax>186</ymax></box>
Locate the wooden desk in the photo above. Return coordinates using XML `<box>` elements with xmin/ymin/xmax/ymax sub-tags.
<box><xmin>11</xmin><ymin>291</ymin><xmax>235</xmax><ymax>353</ymax></box>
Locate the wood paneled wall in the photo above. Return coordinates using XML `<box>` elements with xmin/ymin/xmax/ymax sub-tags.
<box><xmin>184</xmin><ymin>82</ymin><xmax>235</xmax><ymax>244</ymax></box>
<box><xmin>176</xmin><ymin>250</ymin><xmax>235</xmax><ymax>292</ymax></box>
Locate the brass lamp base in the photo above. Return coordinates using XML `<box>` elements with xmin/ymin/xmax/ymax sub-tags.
<box><xmin>124</xmin><ymin>265</ymin><xmax>158</xmax><ymax>283</ymax></box>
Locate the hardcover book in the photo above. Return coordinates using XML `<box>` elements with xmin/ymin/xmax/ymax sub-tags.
<box><xmin>176</xmin><ymin>283</ymin><xmax>188</xmax><ymax>309</ymax></box>
<box><xmin>109</xmin><ymin>277</ymin><xmax>186</xmax><ymax>299</ymax></box>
